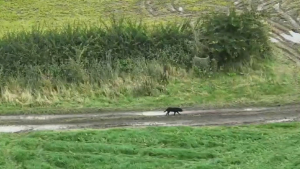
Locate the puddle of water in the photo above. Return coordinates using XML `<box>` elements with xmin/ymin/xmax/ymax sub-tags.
<box><xmin>265</xmin><ymin>118</ymin><xmax>294</xmax><ymax>123</ymax></box>
<box><xmin>0</xmin><ymin>126</ymin><xmax>32</xmax><ymax>133</ymax></box>
<box><xmin>270</xmin><ymin>37</ymin><xmax>279</xmax><ymax>43</ymax></box>
<box><xmin>269</xmin><ymin>29</ymin><xmax>300</xmax><ymax>44</ymax></box>
<box><xmin>243</xmin><ymin>108</ymin><xmax>271</xmax><ymax>111</ymax></box>
<box><xmin>133</xmin><ymin>122</ymin><xmax>168</xmax><ymax>126</ymax></box>
<box><xmin>0</xmin><ymin>124</ymin><xmax>77</xmax><ymax>133</ymax></box>
<box><xmin>142</xmin><ymin>111</ymin><xmax>164</xmax><ymax>116</ymax></box>
<box><xmin>279</xmin><ymin>31</ymin><xmax>300</xmax><ymax>44</ymax></box>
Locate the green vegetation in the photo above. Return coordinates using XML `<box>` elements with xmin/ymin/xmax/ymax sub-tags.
<box><xmin>2</xmin><ymin>50</ymin><xmax>300</xmax><ymax>115</ymax></box>
<box><xmin>199</xmin><ymin>9</ymin><xmax>272</xmax><ymax>70</ymax></box>
<box><xmin>1</xmin><ymin>123</ymin><xmax>300</xmax><ymax>168</ymax></box>
<box><xmin>0</xmin><ymin>0</ymin><xmax>300</xmax><ymax>114</ymax></box>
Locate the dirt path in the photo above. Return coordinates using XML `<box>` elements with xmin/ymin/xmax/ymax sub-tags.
<box><xmin>1</xmin><ymin>104</ymin><xmax>300</xmax><ymax>133</ymax></box>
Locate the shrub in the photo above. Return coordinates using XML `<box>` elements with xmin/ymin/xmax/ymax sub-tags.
<box><xmin>197</xmin><ymin>8</ymin><xmax>272</xmax><ymax>71</ymax></box>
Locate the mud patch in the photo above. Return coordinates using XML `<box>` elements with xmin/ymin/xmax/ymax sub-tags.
<box><xmin>1</xmin><ymin>117</ymin><xmax>299</xmax><ymax>133</ymax></box>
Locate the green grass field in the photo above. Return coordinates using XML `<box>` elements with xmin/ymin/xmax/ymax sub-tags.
<box><xmin>0</xmin><ymin>0</ymin><xmax>300</xmax><ymax>114</ymax></box>
<box><xmin>1</xmin><ymin>123</ymin><xmax>300</xmax><ymax>169</ymax></box>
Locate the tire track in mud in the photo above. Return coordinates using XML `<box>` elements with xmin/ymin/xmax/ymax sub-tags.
<box><xmin>1</xmin><ymin>104</ymin><xmax>300</xmax><ymax>133</ymax></box>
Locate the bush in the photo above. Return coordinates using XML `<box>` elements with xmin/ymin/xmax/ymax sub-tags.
<box><xmin>197</xmin><ymin>8</ymin><xmax>272</xmax><ymax>71</ymax></box>
<box><xmin>0</xmin><ymin>17</ymin><xmax>194</xmax><ymax>78</ymax></box>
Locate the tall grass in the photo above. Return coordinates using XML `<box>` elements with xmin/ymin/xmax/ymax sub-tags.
<box><xmin>0</xmin><ymin>17</ymin><xmax>196</xmax><ymax>108</ymax></box>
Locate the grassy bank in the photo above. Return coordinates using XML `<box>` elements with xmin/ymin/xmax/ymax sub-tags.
<box><xmin>0</xmin><ymin>0</ymin><xmax>300</xmax><ymax>115</ymax></box>
<box><xmin>1</xmin><ymin>52</ymin><xmax>300</xmax><ymax>115</ymax></box>
<box><xmin>1</xmin><ymin>123</ymin><xmax>300</xmax><ymax>168</ymax></box>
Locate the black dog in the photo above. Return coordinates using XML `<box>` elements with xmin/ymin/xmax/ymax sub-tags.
<box><xmin>164</xmin><ymin>107</ymin><xmax>183</xmax><ymax>116</ymax></box>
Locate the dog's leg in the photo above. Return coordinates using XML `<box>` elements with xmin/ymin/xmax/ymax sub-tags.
<box><xmin>177</xmin><ymin>111</ymin><xmax>181</xmax><ymax>115</ymax></box>
<box><xmin>166</xmin><ymin>111</ymin><xmax>170</xmax><ymax>116</ymax></box>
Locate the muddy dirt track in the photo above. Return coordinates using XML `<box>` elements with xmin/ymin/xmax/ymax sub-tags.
<box><xmin>0</xmin><ymin>104</ymin><xmax>300</xmax><ymax>133</ymax></box>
